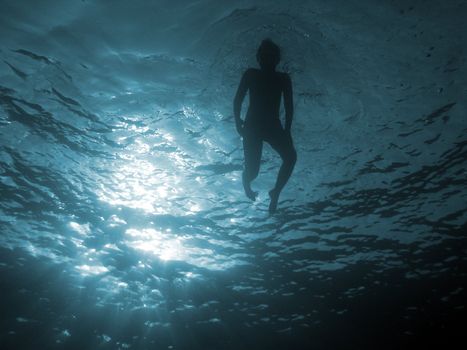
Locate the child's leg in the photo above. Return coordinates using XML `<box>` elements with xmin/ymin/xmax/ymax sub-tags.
<box><xmin>267</xmin><ymin>130</ymin><xmax>297</xmax><ymax>212</ymax></box>
<box><xmin>242</xmin><ymin>132</ymin><xmax>263</xmax><ymax>200</ymax></box>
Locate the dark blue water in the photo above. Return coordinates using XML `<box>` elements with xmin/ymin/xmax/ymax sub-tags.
<box><xmin>1</xmin><ymin>0</ymin><xmax>466</xmax><ymax>349</ymax></box>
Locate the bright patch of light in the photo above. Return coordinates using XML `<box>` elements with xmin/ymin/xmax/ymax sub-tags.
<box><xmin>182</xmin><ymin>106</ymin><xmax>200</xmax><ymax>119</ymax></box>
<box><xmin>107</xmin><ymin>215</ymin><xmax>127</xmax><ymax>227</ymax></box>
<box><xmin>69</xmin><ymin>222</ymin><xmax>90</xmax><ymax>236</ymax></box>
<box><xmin>96</xmin><ymin>158</ymin><xmax>177</xmax><ymax>214</ymax></box>
<box><xmin>76</xmin><ymin>264</ymin><xmax>109</xmax><ymax>275</ymax></box>
<box><xmin>188</xmin><ymin>202</ymin><xmax>201</xmax><ymax>213</ymax></box>
<box><xmin>123</xmin><ymin>228</ymin><xmax>235</xmax><ymax>270</ymax></box>
<box><xmin>117</xmin><ymin>282</ymin><xmax>128</xmax><ymax>288</ymax></box>
<box><xmin>163</xmin><ymin>133</ymin><xmax>174</xmax><ymax>142</ymax></box>
<box><xmin>125</xmin><ymin>228</ymin><xmax>186</xmax><ymax>261</ymax></box>
<box><xmin>134</xmin><ymin>139</ymin><xmax>150</xmax><ymax>154</ymax></box>
<box><xmin>97</xmin><ymin>121</ymin><xmax>197</xmax><ymax>215</ymax></box>
<box><xmin>128</xmin><ymin>124</ymin><xmax>149</xmax><ymax>133</ymax></box>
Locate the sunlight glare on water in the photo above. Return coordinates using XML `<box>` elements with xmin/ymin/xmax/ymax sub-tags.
<box><xmin>96</xmin><ymin>120</ymin><xmax>190</xmax><ymax>215</ymax></box>
<box><xmin>125</xmin><ymin>228</ymin><xmax>206</xmax><ymax>265</ymax></box>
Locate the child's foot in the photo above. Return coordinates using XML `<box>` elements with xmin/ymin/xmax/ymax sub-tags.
<box><xmin>268</xmin><ymin>189</ymin><xmax>279</xmax><ymax>213</ymax></box>
<box><xmin>242</xmin><ymin>174</ymin><xmax>257</xmax><ymax>201</ymax></box>
<box><xmin>244</xmin><ymin>187</ymin><xmax>258</xmax><ymax>201</ymax></box>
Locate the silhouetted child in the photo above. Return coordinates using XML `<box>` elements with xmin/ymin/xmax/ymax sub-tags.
<box><xmin>234</xmin><ymin>39</ymin><xmax>297</xmax><ymax>213</ymax></box>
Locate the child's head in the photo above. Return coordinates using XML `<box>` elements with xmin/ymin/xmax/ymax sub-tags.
<box><xmin>256</xmin><ymin>39</ymin><xmax>281</xmax><ymax>70</ymax></box>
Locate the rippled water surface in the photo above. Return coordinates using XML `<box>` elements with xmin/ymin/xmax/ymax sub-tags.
<box><xmin>1</xmin><ymin>0</ymin><xmax>466</xmax><ymax>349</ymax></box>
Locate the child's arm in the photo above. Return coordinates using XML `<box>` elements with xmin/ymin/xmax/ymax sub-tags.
<box><xmin>233</xmin><ymin>70</ymin><xmax>251</xmax><ymax>135</ymax></box>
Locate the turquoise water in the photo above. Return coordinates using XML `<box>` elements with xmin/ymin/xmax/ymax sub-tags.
<box><xmin>1</xmin><ymin>0</ymin><xmax>466</xmax><ymax>349</ymax></box>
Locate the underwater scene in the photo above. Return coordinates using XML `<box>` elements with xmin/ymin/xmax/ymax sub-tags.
<box><xmin>1</xmin><ymin>0</ymin><xmax>466</xmax><ymax>349</ymax></box>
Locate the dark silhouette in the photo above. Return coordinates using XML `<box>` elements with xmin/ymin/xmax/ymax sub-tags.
<box><xmin>234</xmin><ymin>39</ymin><xmax>297</xmax><ymax>213</ymax></box>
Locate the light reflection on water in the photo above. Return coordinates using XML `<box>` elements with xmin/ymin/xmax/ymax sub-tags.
<box><xmin>125</xmin><ymin>228</ymin><xmax>201</xmax><ymax>263</ymax></box>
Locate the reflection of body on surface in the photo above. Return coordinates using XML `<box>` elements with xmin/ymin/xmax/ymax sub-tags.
<box><xmin>234</xmin><ymin>39</ymin><xmax>297</xmax><ymax>213</ymax></box>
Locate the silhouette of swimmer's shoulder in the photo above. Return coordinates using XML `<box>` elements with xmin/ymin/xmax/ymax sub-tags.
<box><xmin>241</xmin><ymin>68</ymin><xmax>290</xmax><ymax>88</ymax></box>
<box><xmin>242</xmin><ymin>67</ymin><xmax>289</xmax><ymax>78</ymax></box>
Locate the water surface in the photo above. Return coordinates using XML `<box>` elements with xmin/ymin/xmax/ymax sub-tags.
<box><xmin>1</xmin><ymin>0</ymin><xmax>466</xmax><ymax>349</ymax></box>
